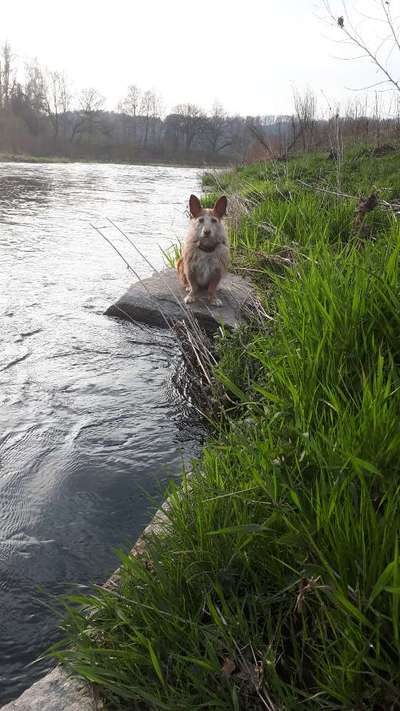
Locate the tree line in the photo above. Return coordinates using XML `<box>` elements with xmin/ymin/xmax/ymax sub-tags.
<box><xmin>0</xmin><ymin>42</ymin><xmax>273</xmax><ymax>163</ymax></box>
<box><xmin>1</xmin><ymin>35</ymin><xmax>400</xmax><ymax>165</ymax></box>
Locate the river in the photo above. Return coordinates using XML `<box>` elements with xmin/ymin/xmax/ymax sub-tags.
<box><xmin>0</xmin><ymin>161</ymin><xmax>202</xmax><ymax>704</ymax></box>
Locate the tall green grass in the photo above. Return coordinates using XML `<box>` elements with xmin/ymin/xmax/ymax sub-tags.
<box><xmin>52</xmin><ymin>151</ymin><xmax>400</xmax><ymax>709</ymax></box>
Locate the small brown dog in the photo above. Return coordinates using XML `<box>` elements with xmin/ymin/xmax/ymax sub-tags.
<box><xmin>176</xmin><ymin>194</ymin><xmax>229</xmax><ymax>307</ymax></box>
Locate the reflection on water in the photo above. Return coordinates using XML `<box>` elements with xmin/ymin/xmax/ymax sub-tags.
<box><xmin>0</xmin><ymin>161</ymin><xmax>202</xmax><ymax>704</ymax></box>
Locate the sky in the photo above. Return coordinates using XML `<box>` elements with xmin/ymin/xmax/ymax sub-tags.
<box><xmin>2</xmin><ymin>0</ymin><xmax>396</xmax><ymax>116</ymax></box>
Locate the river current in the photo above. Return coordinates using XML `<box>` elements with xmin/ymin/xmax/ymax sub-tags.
<box><xmin>0</xmin><ymin>161</ymin><xmax>202</xmax><ymax>704</ymax></box>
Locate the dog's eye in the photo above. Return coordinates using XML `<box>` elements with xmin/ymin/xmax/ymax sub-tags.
<box><xmin>211</xmin><ymin>217</ymin><xmax>217</xmax><ymax>223</ymax></box>
<box><xmin>198</xmin><ymin>217</ymin><xmax>204</xmax><ymax>223</ymax></box>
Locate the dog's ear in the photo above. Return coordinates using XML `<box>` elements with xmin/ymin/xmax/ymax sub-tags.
<box><xmin>189</xmin><ymin>194</ymin><xmax>202</xmax><ymax>218</ymax></box>
<box><xmin>213</xmin><ymin>195</ymin><xmax>227</xmax><ymax>219</ymax></box>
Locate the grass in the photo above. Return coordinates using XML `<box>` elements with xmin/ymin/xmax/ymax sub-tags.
<box><xmin>51</xmin><ymin>146</ymin><xmax>400</xmax><ymax>709</ymax></box>
<box><xmin>0</xmin><ymin>153</ymin><xmax>74</xmax><ymax>164</ymax></box>
<box><xmin>160</xmin><ymin>240</ymin><xmax>182</xmax><ymax>269</ymax></box>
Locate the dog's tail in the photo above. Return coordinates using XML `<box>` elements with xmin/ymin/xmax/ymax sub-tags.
<box><xmin>176</xmin><ymin>257</ymin><xmax>188</xmax><ymax>288</ymax></box>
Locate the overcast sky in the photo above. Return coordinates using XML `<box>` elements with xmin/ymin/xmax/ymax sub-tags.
<box><xmin>2</xmin><ymin>0</ymin><xmax>394</xmax><ymax>116</ymax></box>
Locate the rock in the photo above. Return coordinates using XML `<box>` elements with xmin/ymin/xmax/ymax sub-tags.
<box><xmin>105</xmin><ymin>269</ymin><xmax>255</xmax><ymax>334</ymax></box>
<box><xmin>1</xmin><ymin>666</ymin><xmax>102</xmax><ymax>711</ymax></box>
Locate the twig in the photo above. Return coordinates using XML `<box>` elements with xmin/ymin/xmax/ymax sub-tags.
<box><xmin>106</xmin><ymin>217</ymin><xmax>222</xmax><ymax>328</ymax></box>
<box><xmin>295</xmin><ymin>178</ymin><xmax>400</xmax><ymax>211</ymax></box>
<box><xmin>91</xmin><ymin>223</ymin><xmax>173</xmax><ymax>330</ymax></box>
<box><xmin>323</xmin><ymin>0</ymin><xmax>400</xmax><ymax>94</ymax></box>
<box><xmin>295</xmin><ymin>179</ymin><xmax>356</xmax><ymax>201</ymax></box>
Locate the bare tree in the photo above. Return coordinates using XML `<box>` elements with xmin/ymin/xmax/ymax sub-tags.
<box><xmin>71</xmin><ymin>87</ymin><xmax>105</xmax><ymax>142</ymax></box>
<box><xmin>16</xmin><ymin>59</ymin><xmax>47</xmax><ymax>135</ymax></box>
<box><xmin>202</xmin><ymin>102</ymin><xmax>232</xmax><ymax>154</ymax></box>
<box><xmin>119</xmin><ymin>84</ymin><xmax>141</xmax><ymax>117</ymax></box>
<box><xmin>149</xmin><ymin>91</ymin><xmax>163</xmax><ymax>145</ymax></box>
<box><xmin>43</xmin><ymin>70</ymin><xmax>72</xmax><ymax>143</ymax></box>
<box><xmin>57</xmin><ymin>71</ymin><xmax>73</xmax><ymax>121</ymax></box>
<box><xmin>293</xmin><ymin>88</ymin><xmax>317</xmax><ymax>152</ymax></box>
<box><xmin>342</xmin><ymin>95</ymin><xmax>370</xmax><ymax>142</ymax></box>
<box><xmin>79</xmin><ymin>87</ymin><xmax>105</xmax><ymax>114</ymax></box>
<box><xmin>173</xmin><ymin>103</ymin><xmax>205</xmax><ymax>151</ymax></box>
<box><xmin>246</xmin><ymin>121</ymin><xmax>274</xmax><ymax>159</ymax></box>
<box><xmin>24</xmin><ymin>59</ymin><xmax>47</xmax><ymax>112</ymax></box>
<box><xmin>118</xmin><ymin>84</ymin><xmax>141</xmax><ymax>142</ymax></box>
<box><xmin>140</xmin><ymin>89</ymin><xmax>161</xmax><ymax>147</ymax></box>
<box><xmin>323</xmin><ymin>1</ymin><xmax>400</xmax><ymax>95</ymax></box>
<box><xmin>0</xmin><ymin>42</ymin><xmax>15</xmax><ymax>109</ymax></box>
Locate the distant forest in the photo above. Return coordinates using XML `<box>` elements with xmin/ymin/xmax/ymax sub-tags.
<box><xmin>1</xmin><ymin>41</ymin><xmax>399</xmax><ymax>165</ymax></box>
<box><xmin>0</xmin><ymin>41</ymin><xmax>278</xmax><ymax>164</ymax></box>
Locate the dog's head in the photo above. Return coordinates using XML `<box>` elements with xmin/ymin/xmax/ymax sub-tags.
<box><xmin>189</xmin><ymin>194</ymin><xmax>227</xmax><ymax>249</ymax></box>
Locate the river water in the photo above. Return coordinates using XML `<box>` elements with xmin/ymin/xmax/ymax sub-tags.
<box><xmin>0</xmin><ymin>161</ymin><xmax>202</xmax><ymax>704</ymax></box>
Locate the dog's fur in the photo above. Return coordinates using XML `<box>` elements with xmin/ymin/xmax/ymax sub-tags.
<box><xmin>176</xmin><ymin>194</ymin><xmax>229</xmax><ymax>306</ymax></box>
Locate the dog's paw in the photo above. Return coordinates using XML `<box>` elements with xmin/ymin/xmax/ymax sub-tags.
<box><xmin>209</xmin><ymin>296</ymin><xmax>223</xmax><ymax>307</ymax></box>
<box><xmin>185</xmin><ymin>293</ymin><xmax>196</xmax><ymax>304</ymax></box>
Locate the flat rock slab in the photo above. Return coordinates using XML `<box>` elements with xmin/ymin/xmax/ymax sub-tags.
<box><xmin>2</xmin><ymin>666</ymin><xmax>101</xmax><ymax>711</ymax></box>
<box><xmin>105</xmin><ymin>269</ymin><xmax>255</xmax><ymax>334</ymax></box>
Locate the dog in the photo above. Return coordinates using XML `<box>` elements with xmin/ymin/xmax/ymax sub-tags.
<box><xmin>176</xmin><ymin>194</ymin><xmax>229</xmax><ymax>307</ymax></box>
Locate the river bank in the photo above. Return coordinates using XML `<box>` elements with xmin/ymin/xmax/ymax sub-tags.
<box><xmin>0</xmin><ymin>153</ymin><xmax>230</xmax><ymax>169</ymax></box>
<box><xmin>52</xmin><ymin>146</ymin><xmax>400</xmax><ymax>709</ymax></box>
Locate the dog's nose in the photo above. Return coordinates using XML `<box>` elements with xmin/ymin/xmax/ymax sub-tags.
<box><xmin>203</xmin><ymin>229</ymin><xmax>211</xmax><ymax>237</ymax></box>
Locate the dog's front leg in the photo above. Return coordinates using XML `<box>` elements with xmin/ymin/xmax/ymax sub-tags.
<box><xmin>184</xmin><ymin>287</ymin><xmax>199</xmax><ymax>304</ymax></box>
<box><xmin>184</xmin><ymin>273</ymin><xmax>200</xmax><ymax>304</ymax></box>
<box><xmin>207</xmin><ymin>274</ymin><xmax>223</xmax><ymax>307</ymax></box>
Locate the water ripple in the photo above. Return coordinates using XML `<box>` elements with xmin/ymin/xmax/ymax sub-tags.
<box><xmin>0</xmin><ymin>161</ymin><xmax>202</xmax><ymax>704</ymax></box>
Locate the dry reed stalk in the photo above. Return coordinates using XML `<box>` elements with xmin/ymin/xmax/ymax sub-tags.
<box><xmin>93</xmin><ymin>220</ymin><xmax>248</xmax><ymax>416</ymax></box>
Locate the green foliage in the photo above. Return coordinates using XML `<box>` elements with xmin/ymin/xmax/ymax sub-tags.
<box><xmin>54</xmin><ymin>150</ymin><xmax>400</xmax><ymax>709</ymax></box>
<box><xmin>203</xmin><ymin>144</ymin><xmax>400</xmax><ymax>198</ymax></box>
<box><xmin>160</xmin><ymin>241</ymin><xmax>182</xmax><ymax>268</ymax></box>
